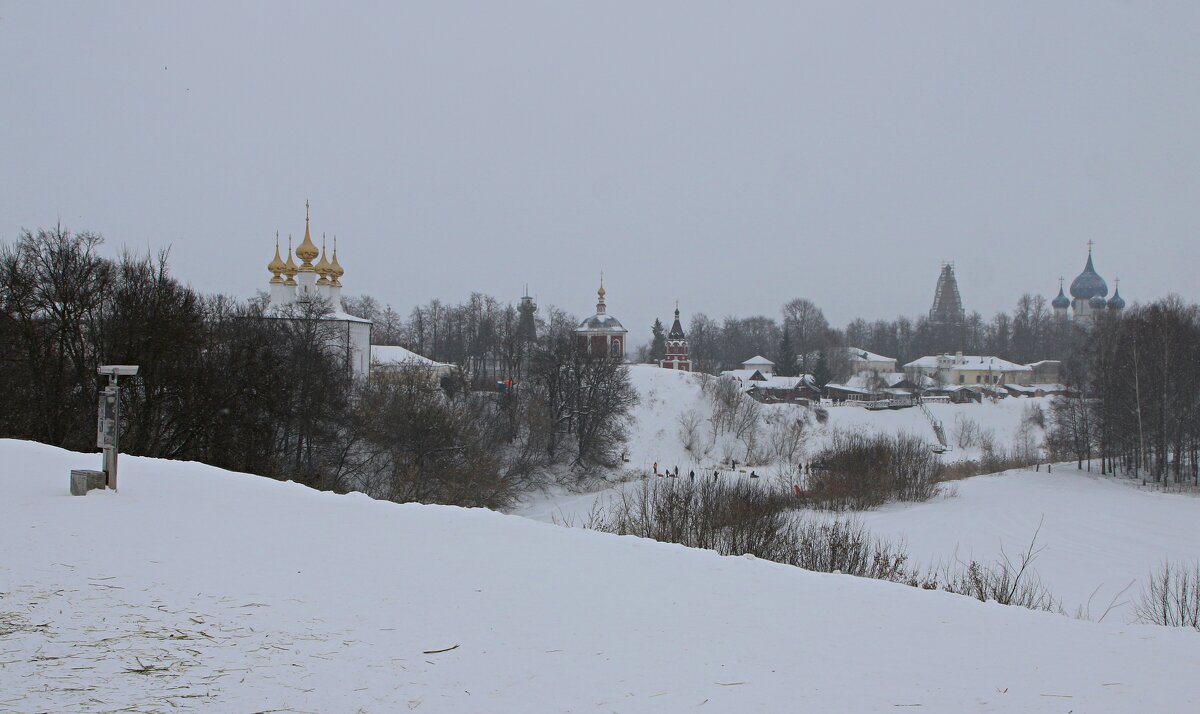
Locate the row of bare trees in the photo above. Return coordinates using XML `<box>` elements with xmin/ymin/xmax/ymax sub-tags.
<box><xmin>1048</xmin><ymin>297</ymin><xmax>1200</xmax><ymax>485</ymax></box>
<box><xmin>1</xmin><ymin>227</ymin><xmax>638</xmax><ymax>508</ymax></box>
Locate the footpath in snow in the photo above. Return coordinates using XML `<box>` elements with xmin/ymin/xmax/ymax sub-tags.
<box><xmin>2</xmin><ymin>438</ymin><xmax>1199</xmax><ymax>713</ymax></box>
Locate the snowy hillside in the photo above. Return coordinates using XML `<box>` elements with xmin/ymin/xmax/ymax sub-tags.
<box><xmin>623</xmin><ymin>364</ymin><xmax>1045</xmax><ymax>475</ymax></box>
<box><xmin>3</xmin><ymin>438</ymin><xmax>1199</xmax><ymax>712</ymax></box>
<box><xmin>523</xmin><ymin>367</ymin><xmax>1198</xmax><ymax>622</ymax></box>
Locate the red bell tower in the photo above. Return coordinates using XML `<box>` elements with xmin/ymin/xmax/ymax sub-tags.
<box><xmin>660</xmin><ymin>303</ymin><xmax>691</xmax><ymax>372</ymax></box>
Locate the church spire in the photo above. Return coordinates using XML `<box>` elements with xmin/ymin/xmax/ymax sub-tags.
<box><xmin>315</xmin><ymin>233</ymin><xmax>333</xmax><ymax>285</ymax></box>
<box><xmin>268</xmin><ymin>231</ymin><xmax>286</xmax><ymax>284</ymax></box>
<box><xmin>295</xmin><ymin>200</ymin><xmax>319</xmax><ymax>269</ymax></box>
<box><xmin>668</xmin><ymin>300</ymin><xmax>686</xmax><ymax>340</ymax></box>
<box><xmin>595</xmin><ymin>273</ymin><xmax>607</xmax><ymax>314</ymax></box>
<box><xmin>283</xmin><ymin>235</ymin><xmax>298</xmax><ymax>286</ymax></box>
<box><xmin>330</xmin><ymin>236</ymin><xmax>344</xmax><ymax>287</ymax></box>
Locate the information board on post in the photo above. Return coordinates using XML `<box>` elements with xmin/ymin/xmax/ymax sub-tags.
<box><xmin>96</xmin><ymin>387</ymin><xmax>117</xmax><ymax>449</ymax></box>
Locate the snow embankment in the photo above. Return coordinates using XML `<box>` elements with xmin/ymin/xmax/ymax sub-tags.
<box><xmin>623</xmin><ymin>364</ymin><xmax>1046</xmax><ymax>474</ymax></box>
<box><xmin>2</xmin><ymin>438</ymin><xmax>1198</xmax><ymax>712</ymax></box>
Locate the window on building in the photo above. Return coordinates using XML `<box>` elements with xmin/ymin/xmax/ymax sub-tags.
<box><xmin>975</xmin><ymin>375</ymin><xmax>981</xmax><ymax>383</ymax></box>
<box><xmin>958</xmin><ymin>375</ymin><xmax>964</xmax><ymax>384</ymax></box>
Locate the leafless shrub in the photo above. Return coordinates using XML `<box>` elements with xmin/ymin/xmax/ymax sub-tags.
<box><xmin>590</xmin><ymin>477</ymin><xmax>797</xmax><ymax>562</ymax></box>
<box><xmin>813</xmin><ymin>406</ymin><xmax>829</xmax><ymax>425</ymax></box>
<box><xmin>953</xmin><ymin>414</ymin><xmax>981</xmax><ymax>450</ymax></box>
<box><xmin>1022</xmin><ymin>402</ymin><xmax>1046</xmax><ymax>429</ymax></box>
<box><xmin>1011</xmin><ymin>420</ymin><xmax>1041</xmax><ymax>464</ymax></box>
<box><xmin>929</xmin><ymin>521</ymin><xmax>1059</xmax><ymax>612</ymax></box>
<box><xmin>1135</xmin><ymin>560</ymin><xmax>1200</xmax><ymax>630</ymax></box>
<box><xmin>677</xmin><ymin>409</ymin><xmax>704</xmax><ymax>455</ymax></box>
<box><xmin>804</xmin><ymin>430</ymin><xmax>942</xmax><ymax>510</ymax></box>
<box><xmin>707</xmin><ymin>377</ymin><xmax>743</xmax><ymax>435</ymax></box>
<box><xmin>787</xmin><ymin>517</ymin><xmax>913</xmax><ymax>581</ymax></box>
<box><xmin>766</xmin><ymin>413</ymin><xmax>808</xmax><ymax>466</ymax></box>
<box><xmin>590</xmin><ymin>478</ymin><xmax>913</xmax><ymax>581</ymax></box>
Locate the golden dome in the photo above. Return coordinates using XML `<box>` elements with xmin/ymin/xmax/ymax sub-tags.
<box><xmin>284</xmin><ymin>235</ymin><xmax>298</xmax><ymax>286</ymax></box>
<box><xmin>268</xmin><ymin>232</ymin><xmax>286</xmax><ymax>283</ymax></box>
<box><xmin>597</xmin><ymin>272</ymin><xmax>606</xmax><ymax>299</ymax></box>
<box><xmin>315</xmin><ymin>236</ymin><xmax>333</xmax><ymax>285</ymax></box>
<box><xmin>330</xmin><ymin>237</ymin><xmax>344</xmax><ymax>286</ymax></box>
<box><xmin>295</xmin><ymin>201</ymin><xmax>319</xmax><ymax>267</ymax></box>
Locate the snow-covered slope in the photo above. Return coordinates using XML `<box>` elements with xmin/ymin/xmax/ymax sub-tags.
<box><xmin>2</xmin><ymin>439</ymin><xmax>1199</xmax><ymax>712</ymax></box>
<box><xmin>858</xmin><ymin>467</ymin><xmax>1200</xmax><ymax>621</ymax></box>
<box><xmin>624</xmin><ymin>364</ymin><xmax>1044</xmax><ymax>474</ymax></box>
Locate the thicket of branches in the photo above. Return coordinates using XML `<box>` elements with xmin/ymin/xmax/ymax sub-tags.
<box><xmin>589</xmin><ymin>477</ymin><xmax>1060</xmax><ymax>612</ymax></box>
<box><xmin>0</xmin><ymin>227</ymin><xmax>637</xmax><ymax>508</ymax></box>
<box><xmin>1047</xmin><ymin>298</ymin><xmax>1200</xmax><ymax>485</ymax></box>
<box><xmin>1136</xmin><ymin>560</ymin><xmax>1200</xmax><ymax>630</ymax></box>
<box><xmin>803</xmin><ymin>431</ymin><xmax>943</xmax><ymax>509</ymax></box>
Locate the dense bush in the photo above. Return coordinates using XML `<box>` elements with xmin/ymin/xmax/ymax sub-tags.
<box><xmin>804</xmin><ymin>431</ymin><xmax>942</xmax><ymax>509</ymax></box>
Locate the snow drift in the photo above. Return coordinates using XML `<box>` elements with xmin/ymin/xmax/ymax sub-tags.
<box><xmin>2</xmin><ymin>438</ymin><xmax>1198</xmax><ymax>712</ymax></box>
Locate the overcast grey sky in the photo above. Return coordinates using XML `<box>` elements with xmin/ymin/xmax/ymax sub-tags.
<box><xmin>2</xmin><ymin>1</ymin><xmax>1197</xmax><ymax>340</ymax></box>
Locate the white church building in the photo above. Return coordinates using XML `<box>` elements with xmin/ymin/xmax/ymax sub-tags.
<box><xmin>264</xmin><ymin>203</ymin><xmax>373</xmax><ymax>379</ymax></box>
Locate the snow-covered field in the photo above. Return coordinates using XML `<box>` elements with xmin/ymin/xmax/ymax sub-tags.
<box><xmin>3</xmin><ymin>438</ymin><xmax>1199</xmax><ymax>712</ymax></box>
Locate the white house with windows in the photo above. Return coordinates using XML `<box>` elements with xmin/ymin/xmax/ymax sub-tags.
<box><xmin>905</xmin><ymin>352</ymin><xmax>1033</xmax><ymax>387</ymax></box>
<box><xmin>847</xmin><ymin>347</ymin><xmax>898</xmax><ymax>374</ymax></box>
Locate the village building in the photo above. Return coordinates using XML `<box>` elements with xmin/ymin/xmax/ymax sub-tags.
<box><xmin>659</xmin><ymin>304</ymin><xmax>691</xmax><ymax>372</ymax></box>
<box><xmin>847</xmin><ymin>347</ymin><xmax>898</xmax><ymax>374</ymax></box>
<box><xmin>904</xmin><ymin>352</ymin><xmax>1033</xmax><ymax>387</ymax></box>
<box><xmin>265</xmin><ymin>202</ymin><xmax>373</xmax><ymax>379</ymax></box>
<box><xmin>740</xmin><ymin>355</ymin><xmax>775</xmax><ymax>375</ymax></box>
<box><xmin>575</xmin><ymin>277</ymin><xmax>627</xmax><ymax>359</ymax></box>
<box><xmin>1027</xmin><ymin>359</ymin><xmax>1062</xmax><ymax>385</ymax></box>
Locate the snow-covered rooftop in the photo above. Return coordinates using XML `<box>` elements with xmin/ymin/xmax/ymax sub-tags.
<box><xmin>847</xmin><ymin>346</ymin><xmax>896</xmax><ymax>364</ymax></box>
<box><xmin>747</xmin><ymin>374</ymin><xmax>816</xmax><ymax>391</ymax></box>
<box><xmin>844</xmin><ymin>371</ymin><xmax>932</xmax><ymax>391</ymax></box>
<box><xmin>576</xmin><ymin>313</ymin><xmax>628</xmax><ymax>332</ymax></box>
<box><xmin>371</xmin><ymin>344</ymin><xmax>452</xmax><ymax>369</ymax></box>
<box><xmin>906</xmin><ymin>354</ymin><xmax>1032</xmax><ymax>373</ymax></box>
<box><xmin>719</xmin><ymin>369</ymin><xmax>767</xmax><ymax>382</ymax></box>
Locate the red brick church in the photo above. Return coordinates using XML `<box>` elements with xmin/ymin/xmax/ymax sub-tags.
<box><xmin>575</xmin><ymin>278</ymin><xmax>627</xmax><ymax>358</ymax></box>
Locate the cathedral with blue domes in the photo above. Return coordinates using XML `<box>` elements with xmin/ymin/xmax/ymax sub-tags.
<box><xmin>1053</xmin><ymin>242</ymin><xmax>1125</xmax><ymax>324</ymax></box>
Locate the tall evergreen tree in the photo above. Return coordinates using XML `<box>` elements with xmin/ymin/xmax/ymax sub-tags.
<box><xmin>777</xmin><ymin>327</ymin><xmax>799</xmax><ymax>377</ymax></box>
<box><xmin>812</xmin><ymin>349</ymin><xmax>832</xmax><ymax>387</ymax></box>
<box><xmin>650</xmin><ymin>318</ymin><xmax>666</xmax><ymax>362</ymax></box>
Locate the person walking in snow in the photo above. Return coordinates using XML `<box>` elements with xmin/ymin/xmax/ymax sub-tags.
<box><xmin>689</xmin><ymin>470</ymin><xmax>695</xmax><ymax>481</ymax></box>
<box><xmin>653</xmin><ymin>461</ymin><xmax>658</xmax><ymax>476</ymax></box>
